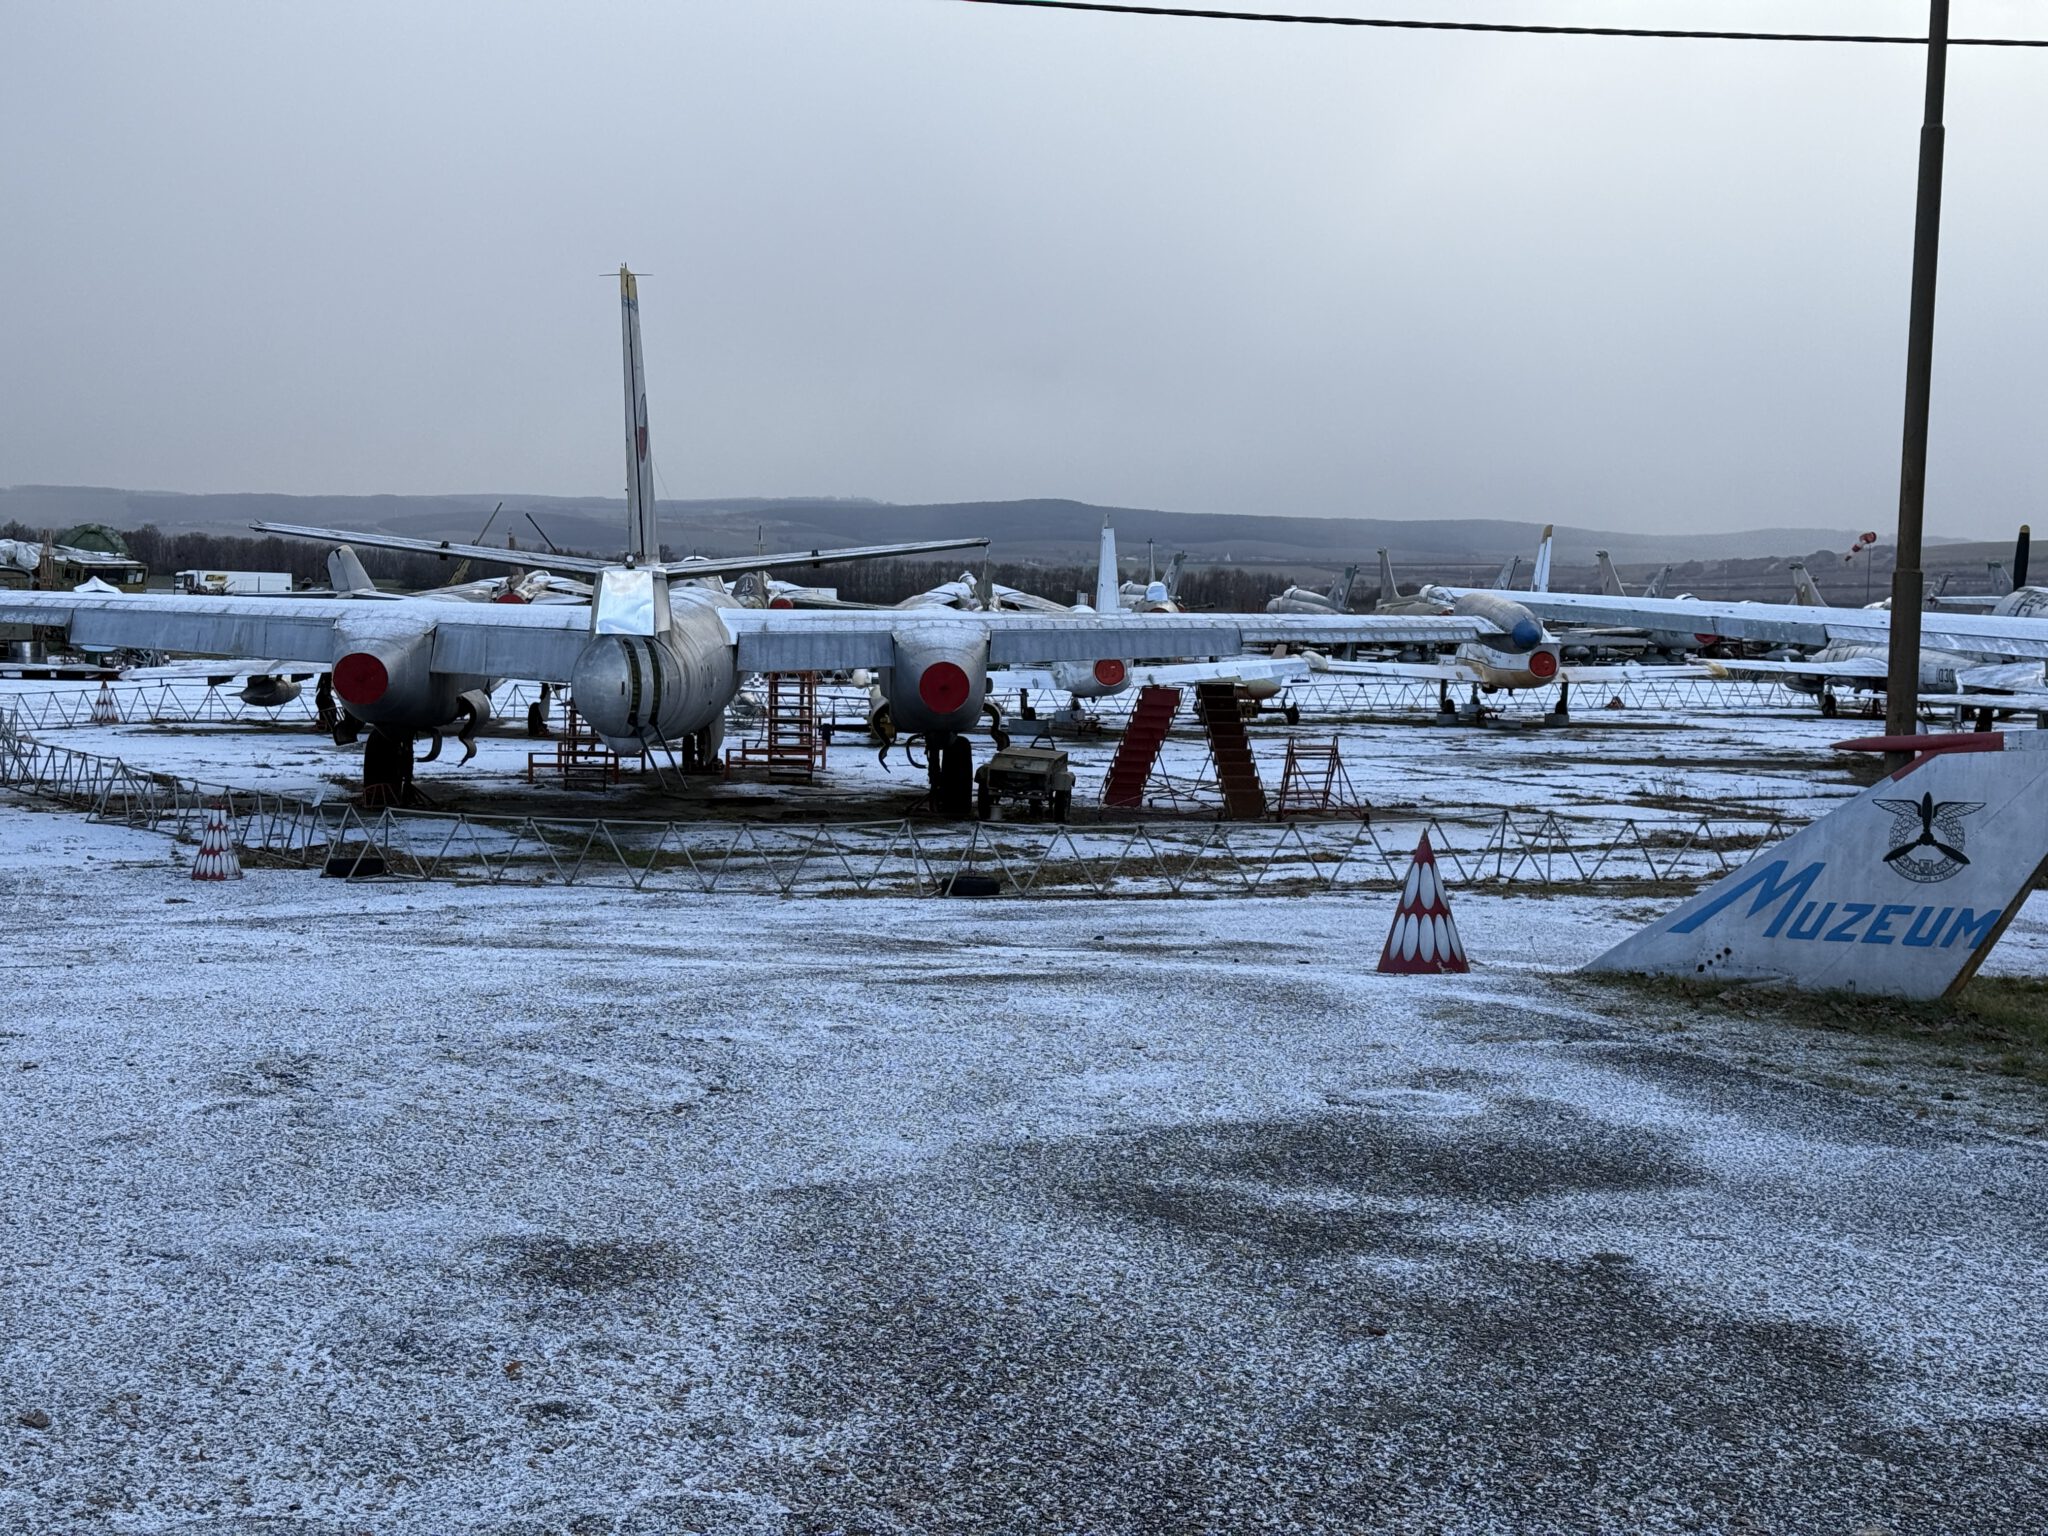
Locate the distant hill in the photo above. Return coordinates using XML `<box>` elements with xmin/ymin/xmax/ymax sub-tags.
<box><xmin>2</xmin><ymin>485</ymin><xmax>1900</xmax><ymax>579</ymax></box>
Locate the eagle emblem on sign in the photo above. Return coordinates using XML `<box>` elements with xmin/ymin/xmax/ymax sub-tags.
<box><xmin>1875</xmin><ymin>793</ymin><xmax>1983</xmax><ymax>884</ymax></box>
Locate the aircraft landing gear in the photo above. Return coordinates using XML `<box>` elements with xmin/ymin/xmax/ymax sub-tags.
<box><xmin>362</xmin><ymin>727</ymin><xmax>416</xmax><ymax>806</ymax></box>
<box><xmin>314</xmin><ymin>672</ymin><xmax>337</xmax><ymax>732</ymax></box>
<box><xmin>1551</xmin><ymin>678</ymin><xmax>1572</xmax><ymax>719</ymax></box>
<box><xmin>924</xmin><ymin>731</ymin><xmax>975</xmax><ymax>816</ymax></box>
<box><xmin>683</xmin><ymin>718</ymin><xmax>724</xmax><ymax>773</ymax></box>
<box><xmin>1819</xmin><ymin>691</ymin><xmax>1839</xmax><ymax>718</ymax></box>
<box><xmin>332</xmin><ymin>710</ymin><xmax>362</xmax><ymax>747</ymax></box>
<box><xmin>527</xmin><ymin>682</ymin><xmax>554</xmax><ymax>737</ymax></box>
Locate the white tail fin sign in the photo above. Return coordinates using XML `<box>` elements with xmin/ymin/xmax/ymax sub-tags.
<box><xmin>327</xmin><ymin>546</ymin><xmax>376</xmax><ymax>596</ymax></box>
<box><xmin>1789</xmin><ymin>560</ymin><xmax>1826</xmax><ymax>607</ymax></box>
<box><xmin>619</xmin><ymin>265</ymin><xmax>658</xmax><ymax>565</ymax></box>
<box><xmin>1531</xmin><ymin>525</ymin><xmax>1554</xmax><ymax>594</ymax></box>
<box><xmin>1644</xmin><ymin>564</ymin><xmax>1673</xmax><ymax>599</ymax></box>
<box><xmin>1094</xmin><ymin>519</ymin><xmax>1120</xmax><ymax>613</ymax></box>
<box><xmin>1588</xmin><ymin>732</ymin><xmax>2048</xmax><ymax>999</ymax></box>
<box><xmin>1494</xmin><ymin>554</ymin><xmax>1521</xmax><ymax>591</ymax></box>
<box><xmin>1377</xmin><ymin>548</ymin><xmax>1400</xmax><ymax>603</ymax></box>
<box><xmin>1595</xmin><ymin>550</ymin><xmax>1624</xmax><ymax>597</ymax></box>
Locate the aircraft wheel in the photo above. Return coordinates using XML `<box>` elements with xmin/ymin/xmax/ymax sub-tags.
<box><xmin>942</xmin><ymin>735</ymin><xmax>974</xmax><ymax>816</ymax></box>
<box><xmin>1819</xmin><ymin>693</ymin><xmax>1839</xmax><ymax>718</ymax></box>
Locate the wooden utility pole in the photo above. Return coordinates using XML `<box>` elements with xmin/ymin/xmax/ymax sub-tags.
<box><xmin>1885</xmin><ymin>0</ymin><xmax>1950</xmax><ymax>760</ymax></box>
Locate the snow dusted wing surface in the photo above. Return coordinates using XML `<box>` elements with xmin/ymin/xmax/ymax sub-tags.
<box><xmin>1466</xmin><ymin>589</ymin><xmax>2048</xmax><ymax>660</ymax></box>
<box><xmin>0</xmin><ymin>589</ymin><xmax>355</xmax><ymax>667</ymax></box>
<box><xmin>1710</xmin><ymin>656</ymin><xmax>1889</xmax><ymax>679</ymax></box>
<box><xmin>0</xmin><ymin>588</ymin><xmax>593</xmax><ymax>681</ymax></box>
<box><xmin>721</xmin><ymin>610</ymin><xmax>1492</xmax><ymax>672</ymax></box>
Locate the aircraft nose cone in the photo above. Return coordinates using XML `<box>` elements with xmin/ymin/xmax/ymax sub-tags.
<box><xmin>1511</xmin><ymin>617</ymin><xmax>1542</xmax><ymax>650</ymax></box>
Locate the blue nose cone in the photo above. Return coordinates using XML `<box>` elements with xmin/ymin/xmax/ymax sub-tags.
<box><xmin>1510</xmin><ymin>617</ymin><xmax>1543</xmax><ymax>650</ymax></box>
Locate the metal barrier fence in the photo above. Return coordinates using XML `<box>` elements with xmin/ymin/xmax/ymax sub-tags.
<box><xmin>1</xmin><ymin>702</ymin><xmax>1795</xmax><ymax>896</ymax></box>
<box><xmin>4</xmin><ymin>670</ymin><xmax>1809</xmax><ymax>734</ymax></box>
<box><xmin>0</xmin><ymin>677</ymin><xmax>555</xmax><ymax>731</ymax></box>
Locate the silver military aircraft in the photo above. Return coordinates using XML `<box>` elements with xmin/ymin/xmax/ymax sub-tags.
<box><xmin>2</xmin><ymin>268</ymin><xmax>1533</xmax><ymax>812</ymax></box>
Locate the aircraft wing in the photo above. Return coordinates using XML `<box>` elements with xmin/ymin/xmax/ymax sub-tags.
<box><xmin>1125</xmin><ymin>656</ymin><xmax>1310</xmax><ymax>688</ymax></box>
<box><xmin>1706</xmin><ymin>656</ymin><xmax>1888</xmax><ymax>680</ymax></box>
<box><xmin>720</xmin><ymin>610</ymin><xmax>1492</xmax><ymax>672</ymax></box>
<box><xmin>1920</xmin><ymin>690</ymin><xmax>2048</xmax><ymax>710</ymax></box>
<box><xmin>0</xmin><ymin>588</ymin><xmax>594</xmax><ymax>682</ymax></box>
<box><xmin>1</xmin><ymin>589</ymin><xmax>1494</xmax><ymax>687</ymax></box>
<box><xmin>1929</xmin><ymin>594</ymin><xmax>2002</xmax><ymax>612</ymax></box>
<box><xmin>1305</xmin><ymin>654</ymin><xmax>1477</xmax><ymax>682</ymax></box>
<box><xmin>1554</xmin><ymin>661</ymin><xmax>1716</xmax><ymax>683</ymax></box>
<box><xmin>252</xmin><ymin>522</ymin><xmax>990</xmax><ymax>581</ymax></box>
<box><xmin>1955</xmin><ymin>661</ymin><xmax>2048</xmax><ymax>691</ymax></box>
<box><xmin>1464</xmin><ymin>588</ymin><xmax>2048</xmax><ymax>660</ymax></box>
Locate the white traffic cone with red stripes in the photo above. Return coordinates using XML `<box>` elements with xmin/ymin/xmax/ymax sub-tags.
<box><xmin>91</xmin><ymin>682</ymin><xmax>121</xmax><ymax>725</ymax></box>
<box><xmin>1378</xmin><ymin>832</ymin><xmax>1468</xmax><ymax>974</ymax></box>
<box><xmin>191</xmin><ymin>804</ymin><xmax>244</xmax><ymax>881</ymax></box>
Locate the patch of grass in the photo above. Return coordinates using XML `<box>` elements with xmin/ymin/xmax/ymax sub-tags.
<box><xmin>1583</xmin><ymin>974</ymin><xmax>2048</xmax><ymax>1087</ymax></box>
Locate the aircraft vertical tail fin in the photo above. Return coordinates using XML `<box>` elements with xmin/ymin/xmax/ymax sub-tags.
<box><xmin>619</xmin><ymin>265</ymin><xmax>659</xmax><ymax>565</ymax></box>
<box><xmin>1164</xmin><ymin>550</ymin><xmax>1187</xmax><ymax>601</ymax></box>
<box><xmin>1094</xmin><ymin>518</ymin><xmax>1120</xmax><ymax>613</ymax></box>
<box><xmin>1531</xmin><ymin>526</ymin><xmax>1554</xmax><ymax>594</ymax></box>
<box><xmin>1595</xmin><ymin>549</ymin><xmax>1625</xmax><ymax>596</ymax></box>
<box><xmin>1589</xmin><ymin>732</ymin><xmax>2048</xmax><ymax>999</ymax></box>
<box><xmin>1789</xmin><ymin>560</ymin><xmax>1827</xmax><ymax>606</ymax></box>
<box><xmin>1987</xmin><ymin>559</ymin><xmax>2012</xmax><ymax>597</ymax></box>
<box><xmin>326</xmin><ymin>546</ymin><xmax>377</xmax><ymax>596</ymax></box>
<box><xmin>1376</xmin><ymin>548</ymin><xmax>1400</xmax><ymax>605</ymax></box>
<box><xmin>1329</xmin><ymin>563</ymin><xmax>1360</xmax><ymax>609</ymax></box>
<box><xmin>1495</xmin><ymin>554</ymin><xmax>1522</xmax><ymax>590</ymax></box>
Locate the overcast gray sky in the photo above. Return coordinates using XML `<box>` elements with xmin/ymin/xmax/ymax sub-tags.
<box><xmin>3</xmin><ymin>0</ymin><xmax>2044</xmax><ymax>538</ymax></box>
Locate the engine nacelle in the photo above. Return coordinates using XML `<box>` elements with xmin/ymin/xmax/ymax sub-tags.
<box><xmin>1044</xmin><ymin>657</ymin><xmax>1131</xmax><ymax>701</ymax></box>
<box><xmin>1449</xmin><ymin>591</ymin><xmax>1545</xmax><ymax>652</ymax></box>
<box><xmin>881</xmin><ymin>624</ymin><xmax>989</xmax><ymax>736</ymax></box>
<box><xmin>570</xmin><ymin>629</ymin><xmax>736</xmax><ymax>752</ymax></box>
<box><xmin>331</xmin><ymin>622</ymin><xmax>463</xmax><ymax>729</ymax></box>
<box><xmin>239</xmin><ymin>674</ymin><xmax>304</xmax><ymax>708</ymax></box>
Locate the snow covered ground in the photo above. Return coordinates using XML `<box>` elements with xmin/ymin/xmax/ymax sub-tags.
<box><xmin>2</xmin><ymin>804</ymin><xmax>2045</xmax><ymax>1533</ymax></box>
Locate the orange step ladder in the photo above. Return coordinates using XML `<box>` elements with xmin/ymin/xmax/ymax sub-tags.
<box><xmin>1102</xmin><ymin>685</ymin><xmax>1180</xmax><ymax>808</ymax></box>
<box><xmin>1194</xmin><ymin>681</ymin><xmax>1268</xmax><ymax>820</ymax></box>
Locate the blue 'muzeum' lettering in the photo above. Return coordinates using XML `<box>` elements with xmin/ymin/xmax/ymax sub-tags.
<box><xmin>1787</xmin><ymin>902</ymin><xmax>1834</xmax><ymax>941</ymax></box>
<box><xmin>1944</xmin><ymin>909</ymin><xmax>2001</xmax><ymax>949</ymax></box>
<box><xmin>1902</xmin><ymin>907</ymin><xmax>1952</xmax><ymax>947</ymax></box>
<box><xmin>1823</xmin><ymin>903</ymin><xmax>1875</xmax><ymax>943</ymax></box>
<box><xmin>1862</xmin><ymin>904</ymin><xmax>1916</xmax><ymax>944</ymax></box>
<box><xmin>1671</xmin><ymin>860</ymin><xmax>1827</xmax><ymax>937</ymax></box>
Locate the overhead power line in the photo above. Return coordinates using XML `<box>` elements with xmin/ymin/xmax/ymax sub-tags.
<box><xmin>953</xmin><ymin>0</ymin><xmax>2048</xmax><ymax>47</ymax></box>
